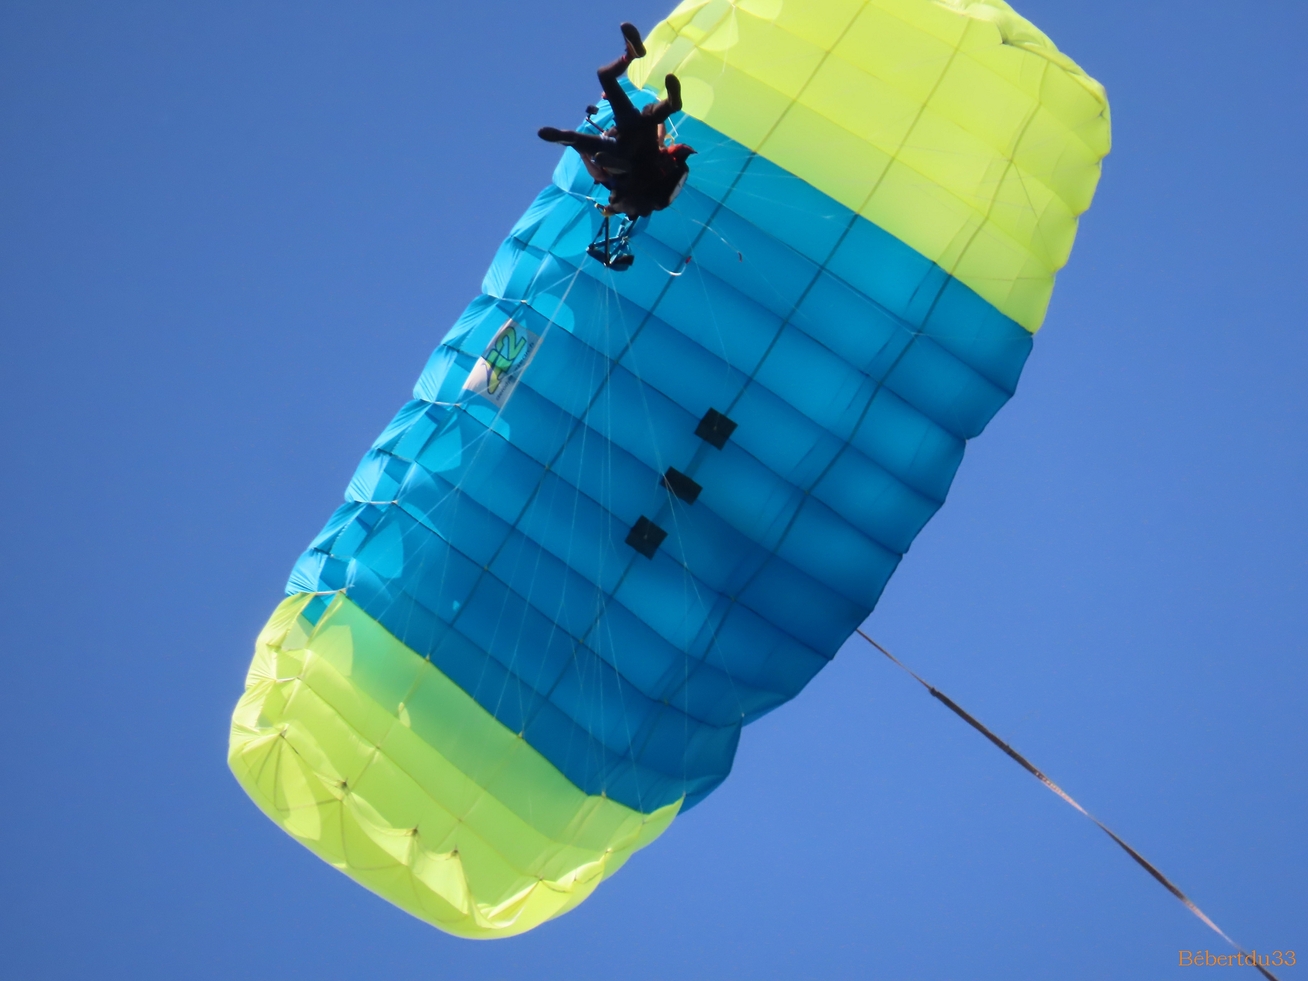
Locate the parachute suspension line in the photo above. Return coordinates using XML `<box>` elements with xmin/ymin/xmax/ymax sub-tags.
<box><xmin>650</xmin><ymin>255</ymin><xmax>690</xmax><ymax>277</ymax></box>
<box><xmin>855</xmin><ymin>629</ymin><xmax>1281</xmax><ymax>981</ymax></box>
<box><xmin>373</xmin><ymin>258</ymin><xmax>591</xmax><ymax>789</ymax></box>
<box><xmin>672</xmin><ymin>209</ymin><xmax>742</xmax><ymax>263</ymax></box>
<box><xmin>470</xmin><ymin>260</ymin><xmax>591</xmax><ymax>735</ymax></box>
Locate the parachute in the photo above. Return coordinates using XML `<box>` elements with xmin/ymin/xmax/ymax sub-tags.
<box><xmin>229</xmin><ymin>0</ymin><xmax>1110</xmax><ymax>939</ymax></box>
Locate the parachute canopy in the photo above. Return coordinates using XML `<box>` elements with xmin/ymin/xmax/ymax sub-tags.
<box><xmin>230</xmin><ymin>0</ymin><xmax>1109</xmax><ymax>939</ymax></box>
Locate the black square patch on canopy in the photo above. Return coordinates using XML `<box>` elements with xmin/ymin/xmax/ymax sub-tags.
<box><xmin>661</xmin><ymin>467</ymin><xmax>702</xmax><ymax>504</ymax></box>
<box><xmin>694</xmin><ymin>408</ymin><xmax>737</xmax><ymax>449</ymax></box>
<box><xmin>625</xmin><ymin>516</ymin><xmax>668</xmax><ymax>559</ymax></box>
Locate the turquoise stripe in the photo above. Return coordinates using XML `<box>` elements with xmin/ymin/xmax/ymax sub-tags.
<box><xmin>289</xmin><ymin>92</ymin><xmax>1031</xmax><ymax>813</ymax></box>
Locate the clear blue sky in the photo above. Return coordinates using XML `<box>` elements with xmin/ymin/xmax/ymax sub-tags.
<box><xmin>1</xmin><ymin>1</ymin><xmax>1303</xmax><ymax>978</ymax></box>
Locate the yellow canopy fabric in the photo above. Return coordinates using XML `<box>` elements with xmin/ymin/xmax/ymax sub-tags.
<box><xmin>230</xmin><ymin>594</ymin><xmax>678</xmax><ymax>938</ymax></box>
<box><xmin>629</xmin><ymin>0</ymin><xmax>1110</xmax><ymax>331</ymax></box>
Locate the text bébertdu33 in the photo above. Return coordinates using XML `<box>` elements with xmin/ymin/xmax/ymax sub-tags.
<box><xmin>1178</xmin><ymin>950</ymin><xmax>1295</xmax><ymax>968</ymax></box>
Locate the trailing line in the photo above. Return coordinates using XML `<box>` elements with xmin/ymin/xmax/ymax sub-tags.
<box><xmin>857</xmin><ymin>629</ymin><xmax>1279</xmax><ymax>981</ymax></box>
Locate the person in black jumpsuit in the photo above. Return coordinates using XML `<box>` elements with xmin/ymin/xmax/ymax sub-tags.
<box><xmin>539</xmin><ymin>23</ymin><xmax>696</xmax><ymax>218</ymax></box>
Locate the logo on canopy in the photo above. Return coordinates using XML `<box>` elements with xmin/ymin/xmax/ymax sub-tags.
<box><xmin>463</xmin><ymin>319</ymin><xmax>541</xmax><ymax>408</ymax></box>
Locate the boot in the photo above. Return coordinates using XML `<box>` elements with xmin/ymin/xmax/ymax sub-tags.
<box><xmin>538</xmin><ymin>126</ymin><xmax>571</xmax><ymax>144</ymax></box>
<box><xmin>664</xmin><ymin>73</ymin><xmax>682</xmax><ymax>112</ymax></box>
<box><xmin>620</xmin><ymin>22</ymin><xmax>646</xmax><ymax>60</ymax></box>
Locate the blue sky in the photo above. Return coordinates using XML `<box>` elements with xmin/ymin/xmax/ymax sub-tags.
<box><xmin>1</xmin><ymin>1</ymin><xmax>1303</xmax><ymax>978</ymax></box>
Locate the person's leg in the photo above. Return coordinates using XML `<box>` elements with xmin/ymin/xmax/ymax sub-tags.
<box><xmin>645</xmin><ymin>73</ymin><xmax>683</xmax><ymax>125</ymax></box>
<box><xmin>538</xmin><ymin>127</ymin><xmax>613</xmax><ymax>155</ymax></box>
<box><xmin>597</xmin><ymin>56</ymin><xmax>640</xmax><ymax>130</ymax></box>
<box><xmin>579</xmin><ymin>152</ymin><xmax>613</xmax><ymax>187</ymax></box>
<box><xmin>597</xmin><ymin>23</ymin><xmax>645</xmax><ymax>130</ymax></box>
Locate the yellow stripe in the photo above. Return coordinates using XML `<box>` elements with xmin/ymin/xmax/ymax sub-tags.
<box><xmin>229</xmin><ymin>594</ymin><xmax>678</xmax><ymax>939</ymax></box>
<box><xmin>630</xmin><ymin>0</ymin><xmax>1110</xmax><ymax>331</ymax></box>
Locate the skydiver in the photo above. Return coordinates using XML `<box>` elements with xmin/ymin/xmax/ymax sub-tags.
<box><xmin>538</xmin><ymin>22</ymin><xmax>696</xmax><ymax>219</ymax></box>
